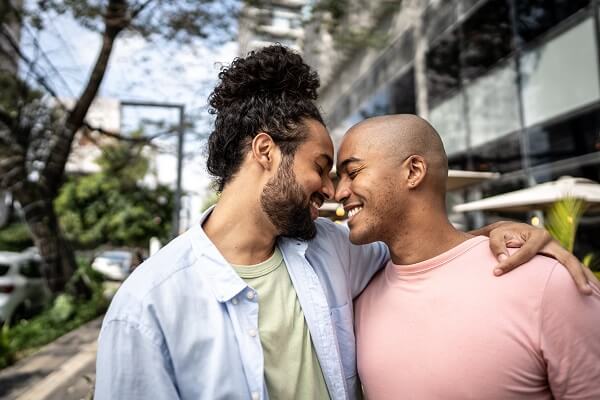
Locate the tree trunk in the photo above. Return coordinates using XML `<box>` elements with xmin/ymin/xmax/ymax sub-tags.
<box><xmin>13</xmin><ymin>182</ymin><xmax>78</xmax><ymax>294</ymax></box>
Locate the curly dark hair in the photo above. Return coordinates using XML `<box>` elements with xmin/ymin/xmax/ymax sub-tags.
<box><xmin>207</xmin><ymin>44</ymin><xmax>324</xmax><ymax>191</ymax></box>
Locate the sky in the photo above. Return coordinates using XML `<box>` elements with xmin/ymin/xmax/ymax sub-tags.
<box><xmin>19</xmin><ymin>6</ymin><xmax>239</xmax><ymax>230</ymax></box>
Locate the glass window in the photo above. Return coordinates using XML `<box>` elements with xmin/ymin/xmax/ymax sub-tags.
<box><xmin>471</xmin><ymin>131</ymin><xmax>523</xmax><ymax>173</ymax></box>
<box><xmin>387</xmin><ymin>70</ymin><xmax>416</xmax><ymax>114</ymax></box>
<box><xmin>429</xmin><ymin>92</ymin><xmax>468</xmax><ymax>156</ymax></box>
<box><xmin>426</xmin><ymin>30</ymin><xmax>460</xmax><ymax>107</ymax></box>
<box><xmin>465</xmin><ymin>59</ymin><xmax>521</xmax><ymax>147</ymax></box>
<box><xmin>527</xmin><ymin>107</ymin><xmax>600</xmax><ymax>167</ymax></box>
<box><xmin>20</xmin><ymin>260</ymin><xmax>43</xmax><ymax>278</ymax></box>
<box><xmin>0</xmin><ymin>264</ymin><xmax>10</xmax><ymax>276</ymax></box>
<box><xmin>515</xmin><ymin>0</ymin><xmax>591</xmax><ymax>44</ymax></box>
<box><xmin>460</xmin><ymin>0</ymin><xmax>513</xmax><ymax>82</ymax></box>
<box><xmin>520</xmin><ymin>17</ymin><xmax>600</xmax><ymax>127</ymax></box>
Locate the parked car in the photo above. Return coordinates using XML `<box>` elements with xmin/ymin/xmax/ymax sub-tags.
<box><xmin>91</xmin><ymin>250</ymin><xmax>134</xmax><ymax>281</ymax></box>
<box><xmin>0</xmin><ymin>251</ymin><xmax>51</xmax><ymax>325</ymax></box>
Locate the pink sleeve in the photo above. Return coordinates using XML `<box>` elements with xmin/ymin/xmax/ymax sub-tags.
<box><xmin>540</xmin><ymin>262</ymin><xmax>600</xmax><ymax>400</ymax></box>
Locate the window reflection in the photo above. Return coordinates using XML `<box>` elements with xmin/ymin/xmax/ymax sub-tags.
<box><xmin>515</xmin><ymin>0</ymin><xmax>591</xmax><ymax>44</ymax></box>
<box><xmin>528</xmin><ymin>108</ymin><xmax>600</xmax><ymax>167</ymax></box>
<box><xmin>426</xmin><ymin>30</ymin><xmax>460</xmax><ymax>107</ymax></box>
<box><xmin>460</xmin><ymin>0</ymin><xmax>513</xmax><ymax>81</ymax></box>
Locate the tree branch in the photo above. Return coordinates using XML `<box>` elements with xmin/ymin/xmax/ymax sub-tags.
<box><xmin>43</xmin><ymin>0</ymin><xmax>129</xmax><ymax>194</ymax></box>
<box><xmin>131</xmin><ymin>0</ymin><xmax>156</xmax><ymax>20</ymax></box>
<box><xmin>82</xmin><ymin>122</ymin><xmax>176</xmax><ymax>147</ymax></box>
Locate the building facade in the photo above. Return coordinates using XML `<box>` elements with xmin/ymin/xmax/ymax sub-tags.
<box><xmin>238</xmin><ymin>0</ymin><xmax>307</xmax><ymax>56</ymax></box>
<box><xmin>304</xmin><ymin>0</ymin><xmax>600</xmax><ymax>254</ymax></box>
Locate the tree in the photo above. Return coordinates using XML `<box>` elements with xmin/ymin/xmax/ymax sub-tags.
<box><xmin>55</xmin><ymin>141</ymin><xmax>174</xmax><ymax>249</ymax></box>
<box><xmin>0</xmin><ymin>0</ymin><xmax>238</xmax><ymax>294</ymax></box>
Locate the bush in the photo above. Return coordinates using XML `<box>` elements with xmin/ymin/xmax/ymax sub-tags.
<box><xmin>0</xmin><ymin>222</ymin><xmax>33</xmax><ymax>251</ymax></box>
<box><xmin>0</xmin><ymin>260</ymin><xmax>109</xmax><ymax>369</ymax></box>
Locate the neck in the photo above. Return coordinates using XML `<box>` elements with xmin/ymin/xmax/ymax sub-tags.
<box><xmin>203</xmin><ymin>183</ymin><xmax>279</xmax><ymax>265</ymax></box>
<box><xmin>386</xmin><ymin>199</ymin><xmax>473</xmax><ymax>265</ymax></box>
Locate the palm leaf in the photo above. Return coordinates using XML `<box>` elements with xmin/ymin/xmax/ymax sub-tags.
<box><xmin>544</xmin><ymin>197</ymin><xmax>587</xmax><ymax>252</ymax></box>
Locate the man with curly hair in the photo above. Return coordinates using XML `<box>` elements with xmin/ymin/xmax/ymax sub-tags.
<box><xmin>95</xmin><ymin>45</ymin><xmax>594</xmax><ymax>400</ymax></box>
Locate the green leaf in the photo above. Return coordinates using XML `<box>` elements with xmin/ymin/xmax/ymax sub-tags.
<box><xmin>544</xmin><ymin>197</ymin><xmax>586</xmax><ymax>252</ymax></box>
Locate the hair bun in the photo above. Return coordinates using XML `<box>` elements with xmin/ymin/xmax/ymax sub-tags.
<box><xmin>209</xmin><ymin>45</ymin><xmax>320</xmax><ymax>112</ymax></box>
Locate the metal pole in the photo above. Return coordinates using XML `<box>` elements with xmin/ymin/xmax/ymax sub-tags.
<box><xmin>119</xmin><ymin>100</ymin><xmax>185</xmax><ymax>239</ymax></box>
<box><xmin>507</xmin><ymin>0</ymin><xmax>535</xmax><ymax>187</ymax></box>
<box><xmin>172</xmin><ymin>106</ymin><xmax>185</xmax><ymax>238</ymax></box>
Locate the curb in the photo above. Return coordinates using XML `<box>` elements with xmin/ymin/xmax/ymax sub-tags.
<box><xmin>15</xmin><ymin>341</ymin><xmax>97</xmax><ymax>400</ymax></box>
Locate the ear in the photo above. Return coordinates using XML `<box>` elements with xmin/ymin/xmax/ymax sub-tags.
<box><xmin>405</xmin><ymin>155</ymin><xmax>427</xmax><ymax>189</ymax></box>
<box><xmin>251</xmin><ymin>132</ymin><xmax>277</xmax><ymax>171</ymax></box>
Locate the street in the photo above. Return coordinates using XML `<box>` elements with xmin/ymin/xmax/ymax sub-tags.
<box><xmin>0</xmin><ymin>317</ymin><xmax>102</xmax><ymax>400</ymax></box>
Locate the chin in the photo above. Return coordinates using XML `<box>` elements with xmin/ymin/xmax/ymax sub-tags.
<box><xmin>349</xmin><ymin>229</ymin><xmax>370</xmax><ymax>245</ymax></box>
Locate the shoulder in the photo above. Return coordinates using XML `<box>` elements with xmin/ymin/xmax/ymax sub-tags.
<box><xmin>542</xmin><ymin>260</ymin><xmax>600</xmax><ymax>307</ymax></box>
<box><xmin>104</xmin><ymin>228</ymin><xmax>200</xmax><ymax>323</ymax></box>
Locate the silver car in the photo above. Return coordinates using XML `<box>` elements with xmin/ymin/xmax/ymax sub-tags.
<box><xmin>0</xmin><ymin>251</ymin><xmax>51</xmax><ymax>324</ymax></box>
<box><xmin>91</xmin><ymin>250</ymin><xmax>134</xmax><ymax>281</ymax></box>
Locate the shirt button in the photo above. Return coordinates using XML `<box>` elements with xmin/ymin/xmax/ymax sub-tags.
<box><xmin>248</xmin><ymin>329</ymin><xmax>257</xmax><ymax>337</ymax></box>
<box><xmin>231</xmin><ymin>298</ymin><xmax>238</xmax><ymax>305</ymax></box>
<box><xmin>251</xmin><ymin>391</ymin><xmax>259</xmax><ymax>400</ymax></box>
<box><xmin>246</xmin><ymin>291</ymin><xmax>255</xmax><ymax>300</ymax></box>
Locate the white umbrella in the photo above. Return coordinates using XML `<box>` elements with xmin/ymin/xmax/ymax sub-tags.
<box><xmin>454</xmin><ymin>177</ymin><xmax>600</xmax><ymax>213</ymax></box>
<box><xmin>446</xmin><ymin>170</ymin><xmax>500</xmax><ymax>191</ymax></box>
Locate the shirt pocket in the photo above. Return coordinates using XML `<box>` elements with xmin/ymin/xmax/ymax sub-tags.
<box><xmin>330</xmin><ymin>303</ymin><xmax>357</xmax><ymax>379</ymax></box>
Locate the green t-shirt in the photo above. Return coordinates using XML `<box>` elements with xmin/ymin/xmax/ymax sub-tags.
<box><xmin>232</xmin><ymin>247</ymin><xmax>330</xmax><ymax>400</ymax></box>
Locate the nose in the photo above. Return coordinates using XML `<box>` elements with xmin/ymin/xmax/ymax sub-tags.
<box><xmin>321</xmin><ymin>175</ymin><xmax>334</xmax><ymax>200</ymax></box>
<box><xmin>335</xmin><ymin>178</ymin><xmax>350</xmax><ymax>203</ymax></box>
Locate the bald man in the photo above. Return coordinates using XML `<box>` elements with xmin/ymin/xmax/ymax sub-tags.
<box><xmin>335</xmin><ymin>115</ymin><xmax>600</xmax><ymax>400</ymax></box>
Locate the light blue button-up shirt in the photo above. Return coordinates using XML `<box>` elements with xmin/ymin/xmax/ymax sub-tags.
<box><xmin>95</xmin><ymin>208</ymin><xmax>388</xmax><ymax>400</ymax></box>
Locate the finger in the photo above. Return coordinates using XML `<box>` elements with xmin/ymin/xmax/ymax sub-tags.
<box><xmin>582</xmin><ymin>266</ymin><xmax>600</xmax><ymax>293</ymax></box>
<box><xmin>493</xmin><ymin>242</ymin><xmax>539</xmax><ymax>276</ymax></box>
<box><xmin>493</xmin><ymin>229</ymin><xmax>550</xmax><ymax>275</ymax></box>
<box><xmin>543</xmin><ymin>241</ymin><xmax>593</xmax><ymax>295</ymax></box>
<box><xmin>562</xmin><ymin>259</ymin><xmax>592</xmax><ymax>295</ymax></box>
<box><xmin>488</xmin><ymin>232</ymin><xmax>511</xmax><ymax>262</ymax></box>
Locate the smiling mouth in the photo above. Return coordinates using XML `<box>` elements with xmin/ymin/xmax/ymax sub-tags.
<box><xmin>347</xmin><ymin>206</ymin><xmax>363</xmax><ymax>218</ymax></box>
<box><xmin>310</xmin><ymin>194</ymin><xmax>325</xmax><ymax>210</ymax></box>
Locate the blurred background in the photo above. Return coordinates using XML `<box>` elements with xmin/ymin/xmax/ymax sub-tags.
<box><xmin>0</xmin><ymin>0</ymin><xmax>599</xmax><ymax>398</ymax></box>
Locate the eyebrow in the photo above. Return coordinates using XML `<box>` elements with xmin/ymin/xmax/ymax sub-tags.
<box><xmin>336</xmin><ymin>156</ymin><xmax>362</xmax><ymax>176</ymax></box>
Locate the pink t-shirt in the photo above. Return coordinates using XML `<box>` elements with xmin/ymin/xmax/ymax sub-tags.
<box><xmin>355</xmin><ymin>236</ymin><xmax>600</xmax><ymax>400</ymax></box>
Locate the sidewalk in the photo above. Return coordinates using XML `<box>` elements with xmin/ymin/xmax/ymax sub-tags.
<box><xmin>0</xmin><ymin>316</ymin><xmax>103</xmax><ymax>400</ymax></box>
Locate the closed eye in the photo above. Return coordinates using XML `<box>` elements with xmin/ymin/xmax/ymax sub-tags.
<box><xmin>348</xmin><ymin>169</ymin><xmax>360</xmax><ymax>179</ymax></box>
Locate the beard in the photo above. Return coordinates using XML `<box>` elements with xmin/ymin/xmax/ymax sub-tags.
<box><xmin>260</xmin><ymin>155</ymin><xmax>317</xmax><ymax>240</ymax></box>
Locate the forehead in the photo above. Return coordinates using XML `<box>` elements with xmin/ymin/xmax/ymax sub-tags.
<box><xmin>299</xmin><ymin>119</ymin><xmax>334</xmax><ymax>157</ymax></box>
<box><xmin>337</xmin><ymin>128</ymin><xmax>375</xmax><ymax>162</ymax></box>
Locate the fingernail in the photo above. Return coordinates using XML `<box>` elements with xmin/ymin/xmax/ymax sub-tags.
<box><xmin>498</xmin><ymin>254</ymin><xmax>507</xmax><ymax>262</ymax></box>
<box><xmin>494</xmin><ymin>268</ymin><xmax>503</xmax><ymax>276</ymax></box>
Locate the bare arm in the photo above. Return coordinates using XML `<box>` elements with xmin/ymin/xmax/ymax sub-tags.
<box><xmin>472</xmin><ymin>221</ymin><xmax>598</xmax><ymax>295</ymax></box>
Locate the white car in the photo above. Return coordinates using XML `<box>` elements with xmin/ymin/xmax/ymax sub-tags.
<box><xmin>0</xmin><ymin>251</ymin><xmax>51</xmax><ymax>325</ymax></box>
<box><xmin>91</xmin><ymin>250</ymin><xmax>133</xmax><ymax>281</ymax></box>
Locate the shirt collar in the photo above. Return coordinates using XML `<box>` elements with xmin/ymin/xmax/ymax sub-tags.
<box><xmin>188</xmin><ymin>206</ymin><xmax>247</xmax><ymax>303</ymax></box>
<box><xmin>189</xmin><ymin>206</ymin><xmax>311</xmax><ymax>302</ymax></box>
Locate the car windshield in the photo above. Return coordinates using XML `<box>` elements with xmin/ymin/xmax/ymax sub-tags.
<box><xmin>0</xmin><ymin>263</ymin><xmax>10</xmax><ymax>276</ymax></box>
<box><xmin>99</xmin><ymin>252</ymin><xmax>129</xmax><ymax>263</ymax></box>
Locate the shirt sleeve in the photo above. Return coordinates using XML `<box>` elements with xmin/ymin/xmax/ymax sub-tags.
<box><xmin>540</xmin><ymin>262</ymin><xmax>600</xmax><ymax>400</ymax></box>
<box><xmin>95</xmin><ymin>319</ymin><xmax>181</xmax><ymax>400</ymax></box>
